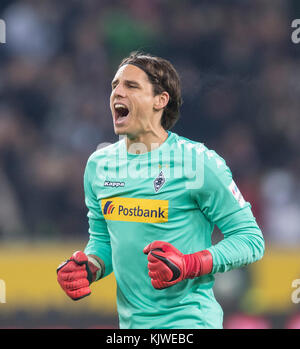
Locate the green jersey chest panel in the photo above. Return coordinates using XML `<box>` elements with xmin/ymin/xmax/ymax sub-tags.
<box><xmin>94</xmin><ymin>160</ymin><xmax>200</xmax><ymax>225</ymax></box>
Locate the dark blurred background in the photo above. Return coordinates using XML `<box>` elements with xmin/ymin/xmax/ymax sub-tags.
<box><xmin>0</xmin><ymin>0</ymin><xmax>300</xmax><ymax>329</ymax></box>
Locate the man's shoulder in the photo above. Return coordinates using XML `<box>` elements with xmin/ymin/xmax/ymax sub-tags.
<box><xmin>171</xmin><ymin>132</ymin><xmax>211</xmax><ymax>158</ymax></box>
<box><xmin>173</xmin><ymin>132</ymin><xmax>228</xmax><ymax>173</ymax></box>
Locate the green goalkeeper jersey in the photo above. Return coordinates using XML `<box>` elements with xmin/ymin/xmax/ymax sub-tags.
<box><xmin>83</xmin><ymin>131</ymin><xmax>264</xmax><ymax>329</ymax></box>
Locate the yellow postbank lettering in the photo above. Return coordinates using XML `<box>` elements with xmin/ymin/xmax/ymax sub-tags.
<box><xmin>102</xmin><ymin>197</ymin><xmax>168</xmax><ymax>223</ymax></box>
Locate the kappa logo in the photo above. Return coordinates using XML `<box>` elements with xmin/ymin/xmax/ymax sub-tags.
<box><xmin>154</xmin><ymin>171</ymin><xmax>165</xmax><ymax>192</ymax></box>
<box><xmin>104</xmin><ymin>180</ymin><xmax>125</xmax><ymax>188</ymax></box>
<box><xmin>103</xmin><ymin>200</ymin><xmax>115</xmax><ymax>215</ymax></box>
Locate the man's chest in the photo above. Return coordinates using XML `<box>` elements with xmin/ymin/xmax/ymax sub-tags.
<box><xmin>92</xmin><ymin>161</ymin><xmax>199</xmax><ymax>224</ymax></box>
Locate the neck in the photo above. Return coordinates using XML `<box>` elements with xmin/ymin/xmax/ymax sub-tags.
<box><xmin>125</xmin><ymin>128</ymin><xmax>169</xmax><ymax>154</ymax></box>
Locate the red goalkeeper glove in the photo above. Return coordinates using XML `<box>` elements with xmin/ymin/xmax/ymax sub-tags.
<box><xmin>56</xmin><ymin>251</ymin><xmax>102</xmax><ymax>300</ymax></box>
<box><xmin>143</xmin><ymin>241</ymin><xmax>213</xmax><ymax>290</ymax></box>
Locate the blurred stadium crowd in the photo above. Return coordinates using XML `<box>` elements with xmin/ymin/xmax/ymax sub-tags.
<box><xmin>1</xmin><ymin>0</ymin><xmax>300</xmax><ymax>244</ymax></box>
<box><xmin>0</xmin><ymin>0</ymin><xmax>300</xmax><ymax>328</ymax></box>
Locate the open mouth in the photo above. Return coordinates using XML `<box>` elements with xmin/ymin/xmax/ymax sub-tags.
<box><xmin>114</xmin><ymin>103</ymin><xmax>130</xmax><ymax>124</ymax></box>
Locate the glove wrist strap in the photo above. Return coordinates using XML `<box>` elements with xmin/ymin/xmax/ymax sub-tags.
<box><xmin>87</xmin><ymin>256</ymin><xmax>103</xmax><ymax>282</ymax></box>
<box><xmin>184</xmin><ymin>250</ymin><xmax>213</xmax><ymax>279</ymax></box>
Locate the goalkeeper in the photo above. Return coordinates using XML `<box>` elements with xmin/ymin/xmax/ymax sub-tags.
<box><xmin>57</xmin><ymin>52</ymin><xmax>265</xmax><ymax>329</ymax></box>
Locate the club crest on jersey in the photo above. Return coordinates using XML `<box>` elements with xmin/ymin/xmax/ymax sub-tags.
<box><xmin>154</xmin><ymin>171</ymin><xmax>165</xmax><ymax>192</ymax></box>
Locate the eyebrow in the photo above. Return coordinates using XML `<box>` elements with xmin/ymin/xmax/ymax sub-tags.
<box><xmin>111</xmin><ymin>79</ymin><xmax>141</xmax><ymax>88</ymax></box>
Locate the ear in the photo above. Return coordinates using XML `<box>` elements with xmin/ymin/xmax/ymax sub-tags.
<box><xmin>153</xmin><ymin>91</ymin><xmax>169</xmax><ymax>112</ymax></box>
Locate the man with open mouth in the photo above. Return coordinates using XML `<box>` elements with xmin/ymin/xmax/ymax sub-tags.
<box><xmin>110</xmin><ymin>56</ymin><xmax>173</xmax><ymax>153</ymax></box>
<box><xmin>57</xmin><ymin>51</ymin><xmax>265</xmax><ymax>330</ymax></box>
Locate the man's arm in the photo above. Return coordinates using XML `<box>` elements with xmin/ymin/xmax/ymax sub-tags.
<box><xmin>83</xmin><ymin>154</ymin><xmax>113</xmax><ymax>278</ymax></box>
<box><xmin>57</xmin><ymin>155</ymin><xmax>113</xmax><ymax>300</ymax></box>
<box><xmin>193</xmin><ymin>150</ymin><xmax>265</xmax><ymax>274</ymax></box>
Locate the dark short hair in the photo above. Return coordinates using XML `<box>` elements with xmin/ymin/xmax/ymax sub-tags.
<box><xmin>118</xmin><ymin>51</ymin><xmax>182</xmax><ymax>130</ymax></box>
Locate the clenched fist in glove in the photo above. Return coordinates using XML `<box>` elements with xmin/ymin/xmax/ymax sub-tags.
<box><xmin>57</xmin><ymin>251</ymin><xmax>103</xmax><ymax>300</ymax></box>
<box><xmin>143</xmin><ymin>241</ymin><xmax>213</xmax><ymax>290</ymax></box>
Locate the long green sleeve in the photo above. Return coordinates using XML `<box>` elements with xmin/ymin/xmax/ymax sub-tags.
<box><xmin>191</xmin><ymin>149</ymin><xmax>265</xmax><ymax>274</ymax></box>
<box><xmin>83</xmin><ymin>153</ymin><xmax>113</xmax><ymax>278</ymax></box>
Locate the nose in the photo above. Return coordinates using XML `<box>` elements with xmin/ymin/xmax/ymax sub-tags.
<box><xmin>112</xmin><ymin>82</ymin><xmax>126</xmax><ymax>98</ymax></box>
